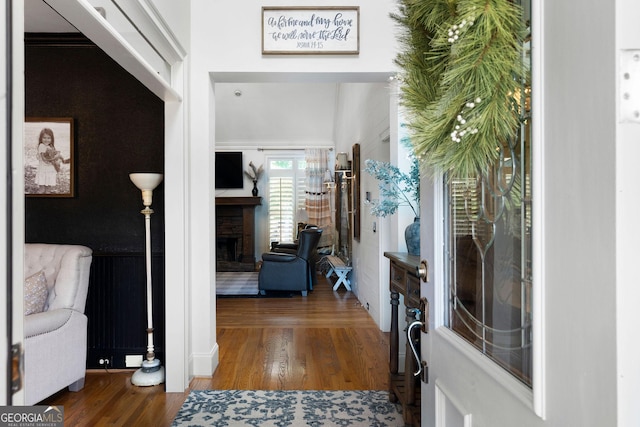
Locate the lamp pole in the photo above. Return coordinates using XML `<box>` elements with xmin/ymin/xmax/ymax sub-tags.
<box><xmin>142</xmin><ymin>203</ymin><xmax>155</xmax><ymax>362</ymax></box>
<box><xmin>129</xmin><ymin>173</ymin><xmax>165</xmax><ymax>386</ymax></box>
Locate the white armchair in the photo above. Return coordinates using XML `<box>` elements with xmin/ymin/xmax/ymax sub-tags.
<box><xmin>23</xmin><ymin>243</ymin><xmax>92</xmax><ymax>405</ymax></box>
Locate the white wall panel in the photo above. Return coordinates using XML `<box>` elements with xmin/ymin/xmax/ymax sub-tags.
<box><xmin>616</xmin><ymin>1</ymin><xmax>640</xmax><ymax>426</ymax></box>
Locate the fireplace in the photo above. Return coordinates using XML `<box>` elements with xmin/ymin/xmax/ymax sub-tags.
<box><xmin>215</xmin><ymin>197</ymin><xmax>262</xmax><ymax>271</ymax></box>
<box><xmin>216</xmin><ymin>237</ymin><xmax>239</xmax><ymax>262</ymax></box>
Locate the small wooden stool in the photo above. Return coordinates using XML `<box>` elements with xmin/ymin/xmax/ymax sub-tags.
<box><xmin>325</xmin><ymin>255</ymin><xmax>353</xmax><ymax>291</ymax></box>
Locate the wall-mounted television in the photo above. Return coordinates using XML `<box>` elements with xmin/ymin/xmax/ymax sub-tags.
<box><xmin>215</xmin><ymin>151</ymin><xmax>244</xmax><ymax>189</ymax></box>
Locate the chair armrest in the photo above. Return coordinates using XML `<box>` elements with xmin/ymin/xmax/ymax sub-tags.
<box><xmin>262</xmin><ymin>252</ymin><xmax>297</xmax><ymax>262</ymax></box>
<box><xmin>24</xmin><ymin>308</ymin><xmax>75</xmax><ymax>338</ymax></box>
<box><xmin>272</xmin><ymin>243</ymin><xmax>298</xmax><ymax>250</ymax></box>
<box><xmin>273</xmin><ymin>247</ymin><xmax>297</xmax><ymax>255</ymax></box>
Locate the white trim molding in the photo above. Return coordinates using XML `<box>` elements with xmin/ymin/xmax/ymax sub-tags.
<box><xmin>112</xmin><ymin>0</ymin><xmax>187</xmax><ymax>64</ymax></box>
<box><xmin>531</xmin><ymin>0</ymin><xmax>546</xmax><ymax>418</ymax></box>
<box><xmin>44</xmin><ymin>0</ymin><xmax>182</xmax><ymax>101</ymax></box>
<box><xmin>435</xmin><ymin>379</ymin><xmax>473</xmax><ymax>427</ymax></box>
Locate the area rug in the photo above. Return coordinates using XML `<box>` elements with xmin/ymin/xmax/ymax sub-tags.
<box><xmin>216</xmin><ymin>272</ymin><xmax>259</xmax><ymax>296</ymax></box>
<box><xmin>172</xmin><ymin>390</ymin><xmax>403</xmax><ymax>427</ymax></box>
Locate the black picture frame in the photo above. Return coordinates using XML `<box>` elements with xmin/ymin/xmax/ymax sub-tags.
<box><xmin>24</xmin><ymin>117</ymin><xmax>75</xmax><ymax>197</ymax></box>
<box><xmin>352</xmin><ymin>143</ymin><xmax>361</xmax><ymax>240</ymax></box>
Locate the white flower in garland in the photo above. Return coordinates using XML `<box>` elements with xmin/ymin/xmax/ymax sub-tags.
<box><xmin>450</xmin><ymin>98</ymin><xmax>481</xmax><ymax>143</ymax></box>
<box><xmin>447</xmin><ymin>15</ymin><xmax>476</xmax><ymax>44</ymax></box>
<box><xmin>392</xmin><ymin>0</ymin><xmax>527</xmax><ymax>178</ymax></box>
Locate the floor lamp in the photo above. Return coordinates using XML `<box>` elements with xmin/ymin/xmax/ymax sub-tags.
<box><xmin>129</xmin><ymin>172</ymin><xmax>165</xmax><ymax>386</ymax></box>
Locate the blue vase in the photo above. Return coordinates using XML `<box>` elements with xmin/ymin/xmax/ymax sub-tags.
<box><xmin>405</xmin><ymin>217</ymin><xmax>420</xmax><ymax>256</ymax></box>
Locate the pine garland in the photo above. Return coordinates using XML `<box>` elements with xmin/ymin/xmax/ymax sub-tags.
<box><xmin>393</xmin><ymin>0</ymin><xmax>527</xmax><ymax>178</ymax></box>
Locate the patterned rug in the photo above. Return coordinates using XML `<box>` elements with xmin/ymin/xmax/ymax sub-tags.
<box><xmin>216</xmin><ymin>272</ymin><xmax>259</xmax><ymax>296</ymax></box>
<box><xmin>171</xmin><ymin>390</ymin><xmax>403</xmax><ymax>426</ymax></box>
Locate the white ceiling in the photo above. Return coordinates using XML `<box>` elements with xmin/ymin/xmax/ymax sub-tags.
<box><xmin>24</xmin><ymin>0</ymin><xmax>77</xmax><ymax>32</ymax></box>
<box><xmin>214</xmin><ymin>82</ymin><xmax>338</xmax><ymax>144</ymax></box>
<box><xmin>23</xmin><ymin>1</ymin><xmax>348</xmax><ymax>145</ymax></box>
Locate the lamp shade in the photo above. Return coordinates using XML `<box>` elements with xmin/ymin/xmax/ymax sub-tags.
<box><xmin>130</xmin><ymin>173</ymin><xmax>163</xmax><ymax>207</ymax></box>
<box><xmin>336</xmin><ymin>152</ymin><xmax>349</xmax><ymax>170</ymax></box>
<box><xmin>129</xmin><ymin>173</ymin><xmax>163</xmax><ymax>191</ymax></box>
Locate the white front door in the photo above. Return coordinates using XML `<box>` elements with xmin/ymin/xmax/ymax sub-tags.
<box><xmin>418</xmin><ymin>133</ymin><xmax>536</xmax><ymax>427</ymax></box>
<box><xmin>417</xmin><ymin>0</ymin><xmax>540</xmax><ymax>425</ymax></box>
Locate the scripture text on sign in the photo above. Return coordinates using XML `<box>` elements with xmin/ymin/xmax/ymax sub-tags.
<box><xmin>262</xmin><ymin>7</ymin><xmax>359</xmax><ymax>54</ymax></box>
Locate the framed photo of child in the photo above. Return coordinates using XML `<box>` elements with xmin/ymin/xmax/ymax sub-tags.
<box><xmin>24</xmin><ymin>117</ymin><xmax>75</xmax><ymax>197</ymax></box>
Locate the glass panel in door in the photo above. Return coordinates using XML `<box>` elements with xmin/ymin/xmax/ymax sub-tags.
<box><xmin>446</xmin><ymin>136</ymin><xmax>532</xmax><ymax>385</ymax></box>
<box><xmin>444</xmin><ymin>13</ymin><xmax>532</xmax><ymax>385</ymax></box>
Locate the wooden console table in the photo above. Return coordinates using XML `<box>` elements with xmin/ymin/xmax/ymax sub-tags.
<box><xmin>384</xmin><ymin>252</ymin><xmax>421</xmax><ymax>427</ymax></box>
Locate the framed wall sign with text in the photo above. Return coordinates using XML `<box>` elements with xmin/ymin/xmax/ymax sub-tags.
<box><xmin>262</xmin><ymin>7</ymin><xmax>359</xmax><ymax>55</ymax></box>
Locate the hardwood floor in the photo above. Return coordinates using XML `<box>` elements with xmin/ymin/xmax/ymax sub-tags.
<box><xmin>41</xmin><ymin>277</ymin><xmax>390</xmax><ymax>426</ymax></box>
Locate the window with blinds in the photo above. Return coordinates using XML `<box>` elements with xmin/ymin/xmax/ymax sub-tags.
<box><xmin>450</xmin><ymin>177</ymin><xmax>480</xmax><ymax>237</ymax></box>
<box><xmin>267</xmin><ymin>156</ymin><xmax>306</xmax><ymax>244</ymax></box>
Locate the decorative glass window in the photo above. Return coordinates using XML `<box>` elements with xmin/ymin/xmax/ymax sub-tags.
<box><xmin>444</xmin><ymin>0</ymin><xmax>533</xmax><ymax>387</ymax></box>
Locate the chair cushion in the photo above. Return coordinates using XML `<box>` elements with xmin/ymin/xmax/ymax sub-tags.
<box><xmin>24</xmin><ymin>271</ymin><xmax>48</xmax><ymax>316</ymax></box>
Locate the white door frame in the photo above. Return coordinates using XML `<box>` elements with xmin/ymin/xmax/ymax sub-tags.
<box><xmin>7</xmin><ymin>0</ymin><xmax>25</xmax><ymax>405</ymax></box>
<box><xmin>1</xmin><ymin>0</ymin><xmax>10</xmax><ymax>405</ymax></box>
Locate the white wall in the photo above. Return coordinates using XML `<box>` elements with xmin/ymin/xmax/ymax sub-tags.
<box><xmin>1</xmin><ymin>0</ymin><xmax>10</xmax><ymax>405</ymax></box>
<box><xmin>200</xmin><ymin>0</ymin><xmax>398</xmax><ymax>75</ymax></box>
<box><xmin>540</xmin><ymin>0</ymin><xmax>617</xmax><ymax>424</ymax></box>
<box><xmin>189</xmin><ymin>0</ymin><xmax>399</xmax><ymax>378</ymax></box>
<box><xmin>615</xmin><ymin>0</ymin><xmax>640</xmax><ymax>425</ymax></box>
<box><xmin>153</xmin><ymin>0</ymin><xmax>192</xmax><ymax>393</ymax></box>
<box><xmin>7</xmin><ymin>0</ymin><xmax>25</xmax><ymax>405</ymax></box>
<box><xmin>334</xmin><ymin>82</ymin><xmax>391</xmax><ymax>330</ymax></box>
<box><xmin>151</xmin><ymin>0</ymin><xmax>190</xmax><ymax>49</ymax></box>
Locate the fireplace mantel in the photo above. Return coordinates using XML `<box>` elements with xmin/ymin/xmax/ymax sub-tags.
<box><xmin>215</xmin><ymin>197</ymin><xmax>262</xmax><ymax>272</ymax></box>
<box><xmin>215</xmin><ymin>196</ymin><xmax>262</xmax><ymax>207</ymax></box>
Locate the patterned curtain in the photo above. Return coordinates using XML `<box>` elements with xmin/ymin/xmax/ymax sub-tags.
<box><xmin>304</xmin><ymin>148</ymin><xmax>333</xmax><ymax>248</ymax></box>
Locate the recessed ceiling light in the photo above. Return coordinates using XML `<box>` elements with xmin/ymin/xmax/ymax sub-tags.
<box><xmin>234</xmin><ymin>90</ymin><xmax>242</xmax><ymax>97</ymax></box>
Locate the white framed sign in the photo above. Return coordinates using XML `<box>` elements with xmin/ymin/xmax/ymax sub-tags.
<box><xmin>262</xmin><ymin>7</ymin><xmax>359</xmax><ymax>55</ymax></box>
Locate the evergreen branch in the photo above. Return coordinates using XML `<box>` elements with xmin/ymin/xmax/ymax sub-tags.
<box><xmin>392</xmin><ymin>0</ymin><xmax>527</xmax><ymax>179</ymax></box>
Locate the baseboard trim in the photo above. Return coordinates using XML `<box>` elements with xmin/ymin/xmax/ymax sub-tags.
<box><xmin>191</xmin><ymin>344</ymin><xmax>219</xmax><ymax>377</ymax></box>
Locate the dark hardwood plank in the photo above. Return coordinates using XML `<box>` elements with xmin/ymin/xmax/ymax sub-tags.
<box><xmin>41</xmin><ymin>277</ymin><xmax>390</xmax><ymax>426</ymax></box>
